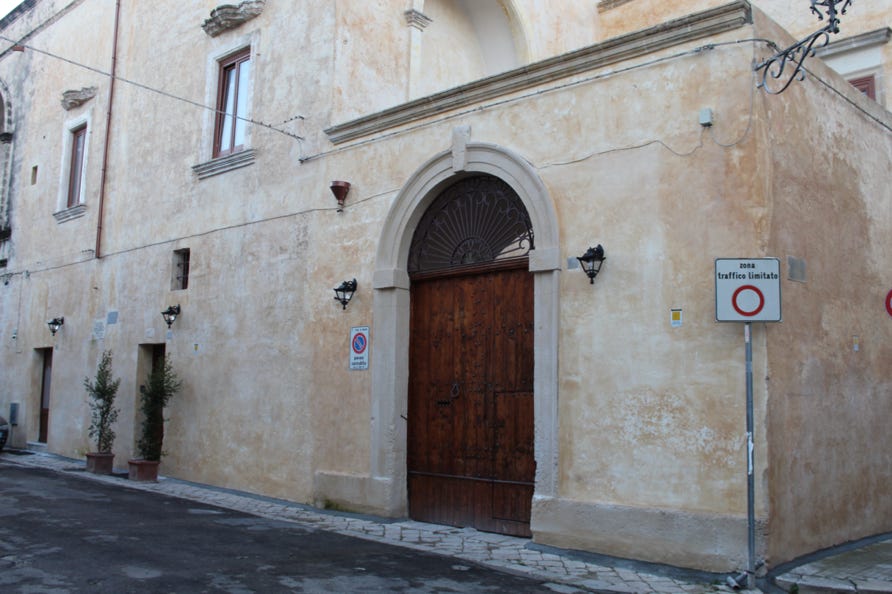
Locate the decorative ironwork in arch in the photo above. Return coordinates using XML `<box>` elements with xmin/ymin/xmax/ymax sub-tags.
<box><xmin>408</xmin><ymin>174</ymin><xmax>534</xmax><ymax>275</ymax></box>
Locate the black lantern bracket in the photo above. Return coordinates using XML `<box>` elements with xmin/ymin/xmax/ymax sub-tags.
<box><xmin>47</xmin><ymin>316</ymin><xmax>64</xmax><ymax>336</ymax></box>
<box><xmin>334</xmin><ymin>279</ymin><xmax>357</xmax><ymax>310</ymax></box>
<box><xmin>755</xmin><ymin>1</ymin><xmax>853</xmax><ymax>95</ymax></box>
<box><xmin>161</xmin><ymin>304</ymin><xmax>181</xmax><ymax>328</ymax></box>
<box><xmin>577</xmin><ymin>245</ymin><xmax>606</xmax><ymax>284</ymax></box>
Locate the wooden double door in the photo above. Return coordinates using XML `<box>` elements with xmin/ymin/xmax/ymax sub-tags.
<box><xmin>408</xmin><ymin>262</ymin><xmax>535</xmax><ymax>537</ymax></box>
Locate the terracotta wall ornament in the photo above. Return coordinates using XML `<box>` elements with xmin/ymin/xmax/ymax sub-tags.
<box><xmin>202</xmin><ymin>1</ymin><xmax>265</xmax><ymax>37</ymax></box>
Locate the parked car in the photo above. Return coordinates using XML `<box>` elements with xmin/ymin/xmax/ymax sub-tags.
<box><xmin>0</xmin><ymin>415</ymin><xmax>8</xmax><ymax>451</ymax></box>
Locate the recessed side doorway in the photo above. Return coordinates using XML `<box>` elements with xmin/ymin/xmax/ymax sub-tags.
<box><xmin>136</xmin><ymin>343</ymin><xmax>166</xmax><ymax>450</ymax></box>
<box><xmin>407</xmin><ymin>174</ymin><xmax>535</xmax><ymax>537</ymax></box>
<box><xmin>36</xmin><ymin>347</ymin><xmax>53</xmax><ymax>443</ymax></box>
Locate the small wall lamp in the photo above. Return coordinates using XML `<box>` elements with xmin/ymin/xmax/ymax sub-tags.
<box><xmin>47</xmin><ymin>317</ymin><xmax>64</xmax><ymax>335</ymax></box>
<box><xmin>161</xmin><ymin>304</ymin><xmax>181</xmax><ymax>328</ymax></box>
<box><xmin>577</xmin><ymin>245</ymin><xmax>606</xmax><ymax>284</ymax></box>
<box><xmin>330</xmin><ymin>181</ymin><xmax>351</xmax><ymax>213</ymax></box>
<box><xmin>333</xmin><ymin>279</ymin><xmax>357</xmax><ymax>310</ymax></box>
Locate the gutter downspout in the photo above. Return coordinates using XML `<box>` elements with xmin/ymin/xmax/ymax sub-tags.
<box><xmin>94</xmin><ymin>0</ymin><xmax>120</xmax><ymax>259</ymax></box>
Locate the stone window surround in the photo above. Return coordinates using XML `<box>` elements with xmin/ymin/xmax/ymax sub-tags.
<box><xmin>54</xmin><ymin>112</ymin><xmax>91</xmax><ymax>223</ymax></box>
<box><xmin>194</xmin><ymin>31</ymin><xmax>259</xmax><ymax>179</ymax></box>
<box><xmin>815</xmin><ymin>27</ymin><xmax>891</xmax><ymax>106</ymax></box>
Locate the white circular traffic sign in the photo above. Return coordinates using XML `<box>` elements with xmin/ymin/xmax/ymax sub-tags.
<box><xmin>732</xmin><ymin>285</ymin><xmax>765</xmax><ymax>317</ymax></box>
<box><xmin>715</xmin><ymin>258</ymin><xmax>781</xmax><ymax>322</ymax></box>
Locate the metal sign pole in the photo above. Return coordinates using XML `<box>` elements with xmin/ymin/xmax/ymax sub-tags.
<box><xmin>745</xmin><ymin>322</ymin><xmax>756</xmax><ymax>589</ymax></box>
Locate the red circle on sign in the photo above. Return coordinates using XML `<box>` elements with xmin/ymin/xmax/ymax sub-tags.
<box><xmin>352</xmin><ymin>333</ymin><xmax>367</xmax><ymax>354</ymax></box>
<box><xmin>886</xmin><ymin>290</ymin><xmax>892</xmax><ymax>318</ymax></box>
<box><xmin>732</xmin><ymin>285</ymin><xmax>765</xmax><ymax>317</ymax></box>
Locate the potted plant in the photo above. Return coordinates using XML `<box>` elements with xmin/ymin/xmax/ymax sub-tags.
<box><xmin>84</xmin><ymin>350</ymin><xmax>120</xmax><ymax>474</ymax></box>
<box><xmin>129</xmin><ymin>355</ymin><xmax>181</xmax><ymax>481</ymax></box>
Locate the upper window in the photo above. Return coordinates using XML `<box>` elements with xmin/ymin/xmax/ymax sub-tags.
<box><xmin>214</xmin><ymin>47</ymin><xmax>251</xmax><ymax>158</ymax></box>
<box><xmin>67</xmin><ymin>124</ymin><xmax>87</xmax><ymax>208</ymax></box>
<box><xmin>849</xmin><ymin>75</ymin><xmax>877</xmax><ymax>101</ymax></box>
<box><xmin>172</xmin><ymin>248</ymin><xmax>191</xmax><ymax>290</ymax></box>
<box><xmin>55</xmin><ymin>116</ymin><xmax>91</xmax><ymax>222</ymax></box>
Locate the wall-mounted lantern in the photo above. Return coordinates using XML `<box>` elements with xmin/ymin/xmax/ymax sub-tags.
<box><xmin>47</xmin><ymin>317</ymin><xmax>64</xmax><ymax>336</ymax></box>
<box><xmin>577</xmin><ymin>245</ymin><xmax>606</xmax><ymax>284</ymax></box>
<box><xmin>161</xmin><ymin>304</ymin><xmax>181</xmax><ymax>328</ymax></box>
<box><xmin>330</xmin><ymin>181</ymin><xmax>351</xmax><ymax>213</ymax></box>
<box><xmin>333</xmin><ymin>279</ymin><xmax>357</xmax><ymax>310</ymax></box>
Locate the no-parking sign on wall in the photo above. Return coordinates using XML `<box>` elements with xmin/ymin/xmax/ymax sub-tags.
<box><xmin>715</xmin><ymin>258</ymin><xmax>782</xmax><ymax>322</ymax></box>
<box><xmin>350</xmin><ymin>326</ymin><xmax>370</xmax><ymax>370</ymax></box>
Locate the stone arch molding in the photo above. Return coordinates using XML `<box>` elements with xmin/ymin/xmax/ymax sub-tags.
<box><xmin>361</xmin><ymin>141</ymin><xmax>561</xmax><ymax>519</ymax></box>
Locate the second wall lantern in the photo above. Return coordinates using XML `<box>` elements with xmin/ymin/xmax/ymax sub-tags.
<box><xmin>161</xmin><ymin>304</ymin><xmax>181</xmax><ymax>328</ymax></box>
<box><xmin>333</xmin><ymin>279</ymin><xmax>357</xmax><ymax>310</ymax></box>
<box><xmin>47</xmin><ymin>316</ymin><xmax>64</xmax><ymax>335</ymax></box>
<box><xmin>577</xmin><ymin>245</ymin><xmax>606</xmax><ymax>284</ymax></box>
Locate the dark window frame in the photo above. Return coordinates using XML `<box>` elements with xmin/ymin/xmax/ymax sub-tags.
<box><xmin>67</xmin><ymin>124</ymin><xmax>87</xmax><ymax>208</ymax></box>
<box><xmin>849</xmin><ymin>75</ymin><xmax>876</xmax><ymax>100</ymax></box>
<box><xmin>213</xmin><ymin>47</ymin><xmax>251</xmax><ymax>158</ymax></box>
<box><xmin>173</xmin><ymin>248</ymin><xmax>191</xmax><ymax>291</ymax></box>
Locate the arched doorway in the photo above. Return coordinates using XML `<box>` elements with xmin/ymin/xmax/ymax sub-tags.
<box><xmin>406</xmin><ymin>174</ymin><xmax>535</xmax><ymax>536</ymax></box>
<box><xmin>369</xmin><ymin>142</ymin><xmax>561</xmax><ymax>530</ymax></box>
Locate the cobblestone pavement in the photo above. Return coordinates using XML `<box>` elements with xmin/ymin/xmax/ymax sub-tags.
<box><xmin>0</xmin><ymin>450</ymin><xmax>766</xmax><ymax>593</ymax></box>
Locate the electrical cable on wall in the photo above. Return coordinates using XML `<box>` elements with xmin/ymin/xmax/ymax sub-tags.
<box><xmin>0</xmin><ymin>35</ymin><xmax>305</xmax><ymax>143</ymax></box>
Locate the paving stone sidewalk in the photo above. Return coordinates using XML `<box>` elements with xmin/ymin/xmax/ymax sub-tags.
<box><xmin>771</xmin><ymin>539</ymin><xmax>892</xmax><ymax>594</ymax></box>
<box><xmin>0</xmin><ymin>449</ymin><xmax>835</xmax><ymax>594</ymax></box>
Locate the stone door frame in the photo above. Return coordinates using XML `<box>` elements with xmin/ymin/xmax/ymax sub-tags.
<box><xmin>369</xmin><ymin>142</ymin><xmax>561</xmax><ymax>519</ymax></box>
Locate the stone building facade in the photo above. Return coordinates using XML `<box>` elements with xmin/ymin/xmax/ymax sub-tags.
<box><xmin>0</xmin><ymin>0</ymin><xmax>889</xmax><ymax>573</ymax></box>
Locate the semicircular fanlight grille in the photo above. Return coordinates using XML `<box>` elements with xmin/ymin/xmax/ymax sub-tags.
<box><xmin>408</xmin><ymin>174</ymin><xmax>534</xmax><ymax>275</ymax></box>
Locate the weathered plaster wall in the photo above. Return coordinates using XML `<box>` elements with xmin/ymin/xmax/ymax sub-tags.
<box><xmin>415</xmin><ymin>0</ymin><xmax>487</xmax><ymax>98</ymax></box>
<box><xmin>597</xmin><ymin>0</ymin><xmax>718</xmax><ymax>40</ymax></box>
<box><xmin>1</xmin><ymin>0</ymin><xmax>112</xmax><ymax>265</ymax></box>
<box><xmin>1</xmin><ymin>0</ymin><xmax>889</xmax><ymax>574</ymax></box>
<box><xmin>751</xmin><ymin>10</ymin><xmax>892</xmax><ymax>568</ymax></box>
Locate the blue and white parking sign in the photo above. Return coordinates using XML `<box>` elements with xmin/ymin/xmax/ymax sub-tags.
<box><xmin>350</xmin><ymin>326</ymin><xmax>369</xmax><ymax>370</ymax></box>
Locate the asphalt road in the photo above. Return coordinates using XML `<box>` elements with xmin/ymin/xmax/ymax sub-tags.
<box><xmin>0</xmin><ymin>464</ymin><xmax>561</xmax><ymax>593</ymax></box>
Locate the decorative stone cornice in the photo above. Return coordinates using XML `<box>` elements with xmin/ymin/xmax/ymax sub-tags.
<box><xmin>404</xmin><ymin>9</ymin><xmax>432</xmax><ymax>30</ymax></box>
<box><xmin>598</xmin><ymin>0</ymin><xmax>636</xmax><ymax>12</ymax></box>
<box><xmin>192</xmin><ymin>148</ymin><xmax>256</xmax><ymax>180</ymax></box>
<box><xmin>202</xmin><ymin>1</ymin><xmax>265</xmax><ymax>38</ymax></box>
<box><xmin>53</xmin><ymin>203</ymin><xmax>87</xmax><ymax>223</ymax></box>
<box><xmin>61</xmin><ymin>87</ymin><xmax>97</xmax><ymax>111</ymax></box>
<box><xmin>815</xmin><ymin>27</ymin><xmax>892</xmax><ymax>59</ymax></box>
<box><xmin>326</xmin><ymin>1</ymin><xmax>752</xmax><ymax>144</ymax></box>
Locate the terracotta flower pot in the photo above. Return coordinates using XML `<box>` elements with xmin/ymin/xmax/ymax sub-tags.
<box><xmin>128</xmin><ymin>459</ymin><xmax>160</xmax><ymax>482</ymax></box>
<box><xmin>85</xmin><ymin>452</ymin><xmax>115</xmax><ymax>474</ymax></box>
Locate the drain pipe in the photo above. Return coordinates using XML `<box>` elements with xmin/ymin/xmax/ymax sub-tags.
<box><xmin>94</xmin><ymin>0</ymin><xmax>121</xmax><ymax>259</ymax></box>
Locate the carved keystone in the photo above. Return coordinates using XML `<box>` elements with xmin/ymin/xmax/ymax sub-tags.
<box><xmin>61</xmin><ymin>87</ymin><xmax>97</xmax><ymax>111</ymax></box>
<box><xmin>202</xmin><ymin>1</ymin><xmax>265</xmax><ymax>37</ymax></box>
